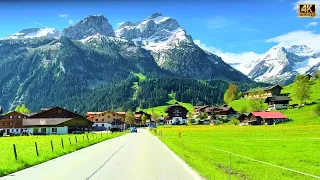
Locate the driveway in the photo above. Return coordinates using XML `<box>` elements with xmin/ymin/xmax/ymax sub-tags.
<box><xmin>1</xmin><ymin>128</ymin><xmax>203</xmax><ymax>180</ymax></box>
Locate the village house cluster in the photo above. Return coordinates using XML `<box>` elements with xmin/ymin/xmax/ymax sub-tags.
<box><xmin>0</xmin><ymin>84</ymin><xmax>294</xmax><ymax>136</ymax></box>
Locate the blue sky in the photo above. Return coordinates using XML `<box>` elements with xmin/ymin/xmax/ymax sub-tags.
<box><xmin>1</xmin><ymin>0</ymin><xmax>319</xmax><ymax>63</ymax></box>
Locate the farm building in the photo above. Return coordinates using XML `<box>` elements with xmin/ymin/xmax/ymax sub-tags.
<box><xmin>243</xmin><ymin>85</ymin><xmax>283</xmax><ymax>99</ymax></box>
<box><xmin>86</xmin><ymin>110</ymin><xmax>125</xmax><ymax>130</ymax></box>
<box><xmin>165</xmin><ymin>102</ymin><xmax>188</xmax><ymax>125</ymax></box>
<box><xmin>24</xmin><ymin>107</ymin><xmax>92</xmax><ymax>135</ymax></box>
<box><xmin>247</xmin><ymin>112</ymin><xmax>288</xmax><ymax>125</ymax></box>
<box><xmin>0</xmin><ymin>111</ymin><xmax>35</xmax><ymax>135</ymax></box>
<box><xmin>265</xmin><ymin>96</ymin><xmax>291</xmax><ymax>110</ymax></box>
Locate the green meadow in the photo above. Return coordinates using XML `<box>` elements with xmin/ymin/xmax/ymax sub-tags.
<box><xmin>0</xmin><ymin>132</ymin><xmax>126</xmax><ymax>177</ymax></box>
<box><xmin>152</xmin><ymin>125</ymin><xmax>320</xmax><ymax>180</ymax></box>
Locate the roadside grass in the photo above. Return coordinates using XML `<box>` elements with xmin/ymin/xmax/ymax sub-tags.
<box><xmin>228</xmin><ymin>98</ymin><xmax>268</xmax><ymax>112</ymax></box>
<box><xmin>152</xmin><ymin>125</ymin><xmax>320</xmax><ymax>180</ymax></box>
<box><xmin>0</xmin><ymin>132</ymin><xmax>126</xmax><ymax>177</ymax></box>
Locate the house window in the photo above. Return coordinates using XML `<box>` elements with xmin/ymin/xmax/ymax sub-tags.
<box><xmin>108</xmin><ymin>116</ymin><xmax>110</xmax><ymax>118</ymax></box>
<box><xmin>102</xmin><ymin>124</ymin><xmax>105</xmax><ymax>127</ymax></box>
<box><xmin>41</xmin><ymin>128</ymin><xmax>46</xmax><ymax>133</ymax></box>
<box><xmin>18</xmin><ymin>116</ymin><xmax>21</xmax><ymax>119</ymax></box>
<box><xmin>9</xmin><ymin>123</ymin><xmax>12</xmax><ymax>126</ymax></box>
<box><xmin>58</xmin><ymin>109</ymin><xmax>62</xmax><ymax>113</ymax></box>
<box><xmin>34</xmin><ymin>128</ymin><xmax>39</xmax><ymax>133</ymax></box>
<box><xmin>102</xmin><ymin>119</ymin><xmax>104</xmax><ymax>121</ymax></box>
<box><xmin>174</xmin><ymin>109</ymin><xmax>181</xmax><ymax>113</ymax></box>
<box><xmin>113</xmin><ymin>114</ymin><xmax>115</xmax><ymax>116</ymax></box>
<box><xmin>96</xmin><ymin>124</ymin><xmax>98</xmax><ymax>127</ymax></box>
<box><xmin>95</xmin><ymin>119</ymin><xmax>98</xmax><ymax>121</ymax></box>
<box><xmin>52</xmin><ymin>128</ymin><xmax>57</xmax><ymax>133</ymax></box>
<box><xmin>9</xmin><ymin>116</ymin><xmax>13</xmax><ymax>119</ymax></box>
<box><xmin>102</xmin><ymin>114</ymin><xmax>104</xmax><ymax>116</ymax></box>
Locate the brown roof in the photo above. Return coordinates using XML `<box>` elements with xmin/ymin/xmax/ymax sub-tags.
<box><xmin>165</xmin><ymin>103</ymin><xmax>188</xmax><ymax>113</ymax></box>
<box><xmin>22</xmin><ymin>118</ymin><xmax>73</xmax><ymax>126</ymax></box>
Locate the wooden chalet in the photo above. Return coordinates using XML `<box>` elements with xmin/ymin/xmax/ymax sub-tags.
<box><xmin>247</xmin><ymin>112</ymin><xmax>288</xmax><ymax>125</ymax></box>
<box><xmin>165</xmin><ymin>102</ymin><xmax>188</xmax><ymax>125</ymax></box>
<box><xmin>86</xmin><ymin>110</ymin><xmax>125</xmax><ymax>130</ymax></box>
<box><xmin>237</xmin><ymin>113</ymin><xmax>249</xmax><ymax>122</ymax></box>
<box><xmin>24</xmin><ymin>107</ymin><xmax>93</xmax><ymax>135</ymax></box>
<box><xmin>265</xmin><ymin>96</ymin><xmax>291</xmax><ymax>110</ymax></box>
<box><xmin>243</xmin><ymin>85</ymin><xmax>283</xmax><ymax>99</ymax></box>
<box><xmin>0</xmin><ymin>111</ymin><xmax>35</xmax><ymax>135</ymax></box>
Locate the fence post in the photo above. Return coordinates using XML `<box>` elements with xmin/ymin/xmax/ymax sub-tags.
<box><xmin>229</xmin><ymin>152</ymin><xmax>232</xmax><ymax>180</ymax></box>
<box><xmin>69</xmin><ymin>137</ymin><xmax>71</xmax><ymax>145</ymax></box>
<box><xmin>83</xmin><ymin>136</ymin><xmax>84</xmax><ymax>141</ymax></box>
<box><xmin>13</xmin><ymin>144</ymin><xmax>18</xmax><ymax>160</ymax></box>
<box><xmin>61</xmin><ymin>138</ymin><xmax>64</xmax><ymax>149</ymax></box>
<box><xmin>179</xmin><ymin>132</ymin><xmax>181</xmax><ymax>138</ymax></box>
<box><xmin>51</xmin><ymin>140</ymin><xmax>54</xmax><ymax>152</ymax></box>
<box><xmin>75</xmin><ymin>136</ymin><xmax>78</xmax><ymax>143</ymax></box>
<box><xmin>35</xmin><ymin>142</ymin><xmax>39</xmax><ymax>157</ymax></box>
<box><xmin>86</xmin><ymin>134</ymin><xmax>89</xmax><ymax>141</ymax></box>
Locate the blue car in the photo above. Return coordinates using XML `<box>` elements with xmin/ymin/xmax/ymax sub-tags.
<box><xmin>130</xmin><ymin>127</ymin><xmax>137</xmax><ymax>133</ymax></box>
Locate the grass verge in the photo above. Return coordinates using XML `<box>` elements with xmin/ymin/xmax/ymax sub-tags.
<box><xmin>151</xmin><ymin>125</ymin><xmax>320</xmax><ymax>180</ymax></box>
<box><xmin>0</xmin><ymin>132</ymin><xmax>126</xmax><ymax>177</ymax></box>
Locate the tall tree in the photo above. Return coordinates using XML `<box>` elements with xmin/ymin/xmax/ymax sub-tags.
<box><xmin>15</xmin><ymin>104</ymin><xmax>31</xmax><ymax>113</ymax></box>
<box><xmin>295</xmin><ymin>75</ymin><xmax>311</xmax><ymax>105</ymax></box>
<box><xmin>141</xmin><ymin>114</ymin><xmax>147</xmax><ymax>127</ymax></box>
<box><xmin>249</xmin><ymin>88</ymin><xmax>265</xmax><ymax>111</ymax></box>
<box><xmin>224</xmin><ymin>83</ymin><xmax>238</xmax><ymax>104</ymax></box>
<box><xmin>151</xmin><ymin>108</ymin><xmax>159</xmax><ymax>124</ymax></box>
<box><xmin>125</xmin><ymin>110</ymin><xmax>135</xmax><ymax>128</ymax></box>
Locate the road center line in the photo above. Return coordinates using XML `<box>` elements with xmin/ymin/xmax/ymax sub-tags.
<box><xmin>86</xmin><ymin>142</ymin><xmax>127</xmax><ymax>180</ymax></box>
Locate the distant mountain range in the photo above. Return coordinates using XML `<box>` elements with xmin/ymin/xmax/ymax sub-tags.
<box><xmin>232</xmin><ymin>45</ymin><xmax>320</xmax><ymax>84</ymax></box>
<box><xmin>0</xmin><ymin>13</ymin><xmax>259</xmax><ymax>113</ymax></box>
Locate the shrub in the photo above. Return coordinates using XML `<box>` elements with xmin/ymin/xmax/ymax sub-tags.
<box><xmin>229</xmin><ymin>117</ymin><xmax>240</xmax><ymax>125</ymax></box>
<box><xmin>313</xmin><ymin>103</ymin><xmax>320</xmax><ymax>116</ymax></box>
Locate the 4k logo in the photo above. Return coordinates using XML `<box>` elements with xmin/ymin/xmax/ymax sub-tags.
<box><xmin>298</xmin><ymin>4</ymin><xmax>316</xmax><ymax>17</ymax></box>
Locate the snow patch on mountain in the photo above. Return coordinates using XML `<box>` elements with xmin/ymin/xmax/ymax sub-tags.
<box><xmin>115</xmin><ymin>13</ymin><xmax>192</xmax><ymax>52</ymax></box>
<box><xmin>235</xmin><ymin>45</ymin><xmax>320</xmax><ymax>84</ymax></box>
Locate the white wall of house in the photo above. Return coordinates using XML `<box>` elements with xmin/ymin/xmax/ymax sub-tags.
<box><xmin>29</xmin><ymin>126</ymin><xmax>68</xmax><ymax>135</ymax></box>
<box><xmin>268</xmin><ymin>104</ymin><xmax>289</xmax><ymax>110</ymax></box>
<box><xmin>93</xmin><ymin>123</ymin><xmax>111</xmax><ymax>129</ymax></box>
<box><xmin>166</xmin><ymin>117</ymin><xmax>187</xmax><ymax>124</ymax></box>
<box><xmin>0</xmin><ymin>128</ymin><xmax>28</xmax><ymax>135</ymax></box>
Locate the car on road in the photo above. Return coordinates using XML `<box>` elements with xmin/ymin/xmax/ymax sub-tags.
<box><xmin>130</xmin><ymin>127</ymin><xmax>137</xmax><ymax>133</ymax></box>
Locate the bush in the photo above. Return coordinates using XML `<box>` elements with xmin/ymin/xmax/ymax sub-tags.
<box><xmin>213</xmin><ymin>121</ymin><xmax>223</xmax><ymax>125</ymax></box>
<box><xmin>313</xmin><ymin>103</ymin><xmax>320</xmax><ymax>116</ymax></box>
<box><xmin>229</xmin><ymin>118</ymin><xmax>240</xmax><ymax>125</ymax></box>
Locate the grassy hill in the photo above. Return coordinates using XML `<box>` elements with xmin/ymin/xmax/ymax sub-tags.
<box><xmin>139</xmin><ymin>93</ymin><xmax>194</xmax><ymax>117</ymax></box>
<box><xmin>281</xmin><ymin>79</ymin><xmax>320</xmax><ymax>105</ymax></box>
<box><xmin>228</xmin><ymin>79</ymin><xmax>320</xmax><ymax>125</ymax></box>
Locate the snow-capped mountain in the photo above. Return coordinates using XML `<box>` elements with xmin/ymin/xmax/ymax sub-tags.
<box><xmin>115</xmin><ymin>12</ymin><xmax>193</xmax><ymax>53</ymax></box>
<box><xmin>60</xmin><ymin>14</ymin><xmax>115</xmax><ymax>40</ymax></box>
<box><xmin>2</xmin><ymin>28</ymin><xmax>60</xmax><ymax>39</ymax></box>
<box><xmin>115</xmin><ymin>13</ymin><xmax>249</xmax><ymax>81</ymax></box>
<box><xmin>234</xmin><ymin>45</ymin><xmax>320</xmax><ymax>84</ymax></box>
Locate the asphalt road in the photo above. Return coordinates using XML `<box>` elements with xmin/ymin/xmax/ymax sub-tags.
<box><xmin>1</xmin><ymin>129</ymin><xmax>203</xmax><ymax>180</ymax></box>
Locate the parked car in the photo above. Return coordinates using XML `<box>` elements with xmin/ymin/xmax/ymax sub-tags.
<box><xmin>72</xmin><ymin>130</ymin><xmax>85</xmax><ymax>134</ymax></box>
<box><xmin>130</xmin><ymin>127</ymin><xmax>137</xmax><ymax>133</ymax></box>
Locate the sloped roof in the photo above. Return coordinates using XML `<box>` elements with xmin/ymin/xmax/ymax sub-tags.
<box><xmin>244</xmin><ymin>85</ymin><xmax>283</xmax><ymax>94</ymax></box>
<box><xmin>23</xmin><ymin>118</ymin><xmax>73</xmax><ymax>126</ymax></box>
<box><xmin>264</xmin><ymin>96</ymin><xmax>291</xmax><ymax>103</ymax></box>
<box><xmin>165</xmin><ymin>103</ymin><xmax>188</xmax><ymax>113</ymax></box>
<box><xmin>250</xmin><ymin>112</ymin><xmax>287</xmax><ymax>119</ymax></box>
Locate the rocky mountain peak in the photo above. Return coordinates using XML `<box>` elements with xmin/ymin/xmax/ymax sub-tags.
<box><xmin>60</xmin><ymin>14</ymin><xmax>115</xmax><ymax>40</ymax></box>
<box><xmin>287</xmin><ymin>45</ymin><xmax>315</xmax><ymax>56</ymax></box>
<box><xmin>145</xmin><ymin>12</ymin><xmax>162</xmax><ymax>20</ymax></box>
<box><xmin>2</xmin><ymin>27</ymin><xmax>60</xmax><ymax>39</ymax></box>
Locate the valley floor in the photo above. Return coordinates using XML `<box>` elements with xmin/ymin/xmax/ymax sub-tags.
<box><xmin>152</xmin><ymin>125</ymin><xmax>320</xmax><ymax>180</ymax></box>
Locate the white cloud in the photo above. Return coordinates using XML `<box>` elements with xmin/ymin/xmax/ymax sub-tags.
<box><xmin>194</xmin><ymin>40</ymin><xmax>261</xmax><ymax>64</ymax></box>
<box><xmin>305</xmin><ymin>22</ymin><xmax>318</xmax><ymax>28</ymax></box>
<box><xmin>59</xmin><ymin>14</ymin><xmax>68</xmax><ymax>18</ymax></box>
<box><xmin>205</xmin><ymin>16</ymin><xmax>236</xmax><ymax>30</ymax></box>
<box><xmin>265</xmin><ymin>30</ymin><xmax>320</xmax><ymax>51</ymax></box>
